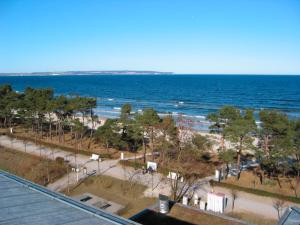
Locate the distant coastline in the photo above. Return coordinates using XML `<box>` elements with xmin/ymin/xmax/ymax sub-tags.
<box><xmin>0</xmin><ymin>70</ymin><xmax>173</xmax><ymax>76</ymax></box>
<box><xmin>1</xmin><ymin>72</ymin><xmax>300</xmax><ymax>77</ymax></box>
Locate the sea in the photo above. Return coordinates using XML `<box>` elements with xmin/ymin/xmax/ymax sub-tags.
<box><xmin>1</xmin><ymin>74</ymin><xmax>300</xmax><ymax>131</ymax></box>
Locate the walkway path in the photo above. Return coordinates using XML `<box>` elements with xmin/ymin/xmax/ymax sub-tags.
<box><xmin>0</xmin><ymin>135</ymin><xmax>169</xmax><ymax>195</ymax></box>
<box><xmin>0</xmin><ymin>135</ymin><xmax>296</xmax><ymax>219</ymax></box>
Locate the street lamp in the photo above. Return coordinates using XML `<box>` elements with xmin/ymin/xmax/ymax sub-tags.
<box><xmin>76</xmin><ymin>167</ymin><xmax>80</xmax><ymax>182</ymax></box>
<box><xmin>64</xmin><ymin>157</ymin><xmax>70</xmax><ymax>194</ymax></box>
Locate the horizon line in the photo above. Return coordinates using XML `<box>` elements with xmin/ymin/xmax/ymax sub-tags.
<box><xmin>0</xmin><ymin>70</ymin><xmax>300</xmax><ymax>76</ymax></box>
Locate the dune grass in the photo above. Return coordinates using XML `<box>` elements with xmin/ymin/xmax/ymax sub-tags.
<box><xmin>0</xmin><ymin>145</ymin><xmax>68</xmax><ymax>185</ymax></box>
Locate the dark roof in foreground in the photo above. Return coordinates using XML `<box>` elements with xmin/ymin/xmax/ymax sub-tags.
<box><xmin>0</xmin><ymin>170</ymin><xmax>139</xmax><ymax>225</ymax></box>
<box><xmin>277</xmin><ymin>206</ymin><xmax>300</xmax><ymax>225</ymax></box>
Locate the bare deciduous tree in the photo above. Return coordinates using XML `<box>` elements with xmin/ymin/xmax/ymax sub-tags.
<box><xmin>166</xmin><ymin>114</ymin><xmax>200</xmax><ymax>202</ymax></box>
<box><xmin>122</xmin><ymin>164</ymin><xmax>142</xmax><ymax>194</ymax></box>
<box><xmin>23</xmin><ymin>139</ymin><xmax>29</xmax><ymax>153</ymax></box>
<box><xmin>230</xmin><ymin>189</ymin><xmax>238</xmax><ymax>211</ymax></box>
<box><xmin>169</xmin><ymin>169</ymin><xmax>199</xmax><ymax>202</ymax></box>
<box><xmin>289</xmin><ymin>177</ymin><xmax>300</xmax><ymax>198</ymax></box>
<box><xmin>273</xmin><ymin>199</ymin><xmax>285</xmax><ymax>220</ymax></box>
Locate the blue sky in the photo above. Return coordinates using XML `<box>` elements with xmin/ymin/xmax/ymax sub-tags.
<box><xmin>0</xmin><ymin>0</ymin><xmax>299</xmax><ymax>74</ymax></box>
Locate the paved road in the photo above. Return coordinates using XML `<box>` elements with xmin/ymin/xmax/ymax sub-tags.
<box><xmin>1</xmin><ymin>135</ymin><xmax>297</xmax><ymax>219</ymax></box>
<box><xmin>0</xmin><ymin>135</ymin><xmax>170</xmax><ymax>196</ymax></box>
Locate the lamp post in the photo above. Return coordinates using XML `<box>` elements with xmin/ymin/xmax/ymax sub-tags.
<box><xmin>64</xmin><ymin>157</ymin><xmax>70</xmax><ymax>194</ymax></box>
<box><xmin>76</xmin><ymin>167</ymin><xmax>79</xmax><ymax>182</ymax></box>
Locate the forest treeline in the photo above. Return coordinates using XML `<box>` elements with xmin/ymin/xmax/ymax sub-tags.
<box><xmin>1</xmin><ymin>84</ymin><xmax>300</xmax><ymax>181</ymax></box>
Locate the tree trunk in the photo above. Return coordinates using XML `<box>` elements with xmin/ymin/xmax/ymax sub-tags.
<box><xmin>236</xmin><ymin>137</ymin><xmax>243</xmax><ymax>180</ymax></box>
<box><xmin>221</xmin><ymin>135</ymin><xmax>225</xmax><ymax>151</ymax></box>
<box><xmin>8</xmin><ymin>117</ymin><xmax>12</xmax><ymax>130</ymax></box>
<box><xmin>80</xmin><ymin>132</ymin><xmax>83</xmax><ymax>149</ymax></box>
<box><xmin>237</xmin><ymin>137</ymin><xmax>243</xmax><ymax>167</ymax></box>
<box><xmin>151</xmin><ymin>127</ymin><xmax>155</xmax><ymax>161</ymax></box>
<box><xmin>4</xmin><ymin>117</ymin><xmax>7</xmax><ymax>128</ymax></box>
<box><xmin>40</xmin><ymin>122</ymin><xmax>43</xmax><ymax>138</ymax></box>
<box><xmin>58</xmin><ymin>122</ymin><xmax>61</xmax><ymax>142</ymax></box>
<box><xmin>237</xmin><ymin>153</ymin><xmax>241</xmax><ymax>171</ymax></box>
<box><xmin>89</xmin><ymin>119</ymin><xmax>95</xmax><ymax>150</ymax></box>
<box><xmin>82</xmin><ymin>113</ymin><xmax>85</xmax><ymax>126</ymax></box>
<box><xmin>277</xmin><ymin>176</ymin><xmax>282</xmax><ymax>189</ymax></box>
<box><xmin>225</xmin><ymin>163</ymin><xmax>229</xmax><ymax>179</ymax></box>
<box><xmin>70</xmin><ymin>125</ymin><xmax>73</xmax><ymax>140</ymax></box>
<box><xmin>264</xmin><ymin>135</ymin><xmax>269</xmax><ymax>156</ymax></box>
<box><xmin>143</xmin><ymin>138</ymin><xmax>146</xmax><ymax>163</ymax></box>
<box><xmin>49</xmin><ymin>122</ymin><xmax>52</xmax><ymax>140</ymax></box>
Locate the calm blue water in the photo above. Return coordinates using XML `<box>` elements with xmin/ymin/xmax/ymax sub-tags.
<box><xmin>1</xmin><ymin>74</ymin><xmax>300</xmax><ymax>130</ymax></box>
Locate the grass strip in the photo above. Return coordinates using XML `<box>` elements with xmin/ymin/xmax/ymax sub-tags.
<box><xmin>210</xmin><ymin>180</ymin><xmax>300</xmax><ymax>204</ymax></box>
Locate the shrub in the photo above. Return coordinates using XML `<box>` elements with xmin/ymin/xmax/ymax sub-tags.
<box><xmin>55</xmin><ymin>157</ymin><xmax>65</xmax><ymax>165</ymax></box>
<box><xmin>120</xmin><ymin>160</ymin><xmax>145</xmax><ymax>169</ymax></box>
<box><xmin>210</xmin><ymin>180</ymin><xmax>300</xmax><ymax>204</ymax></box>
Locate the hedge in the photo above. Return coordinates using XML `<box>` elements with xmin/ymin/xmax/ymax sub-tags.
<box><xmin>119</xmin><ymin>160</ymin><xmax>145</xmax><ymax>169</ymax></box>
<box><xmin>119</xmin><ymin>160</ymin><xmax>172</xmax><ymax>176</ymax></box>
<box><xmin>5</xmin><ymin>133</ymin><xmax>112</xmax><ymax>159</ymax></box>
<box><xmin>210</xmin><ymin>180</ymin><xmax>300</xmax><ymax>204</ymax></box>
